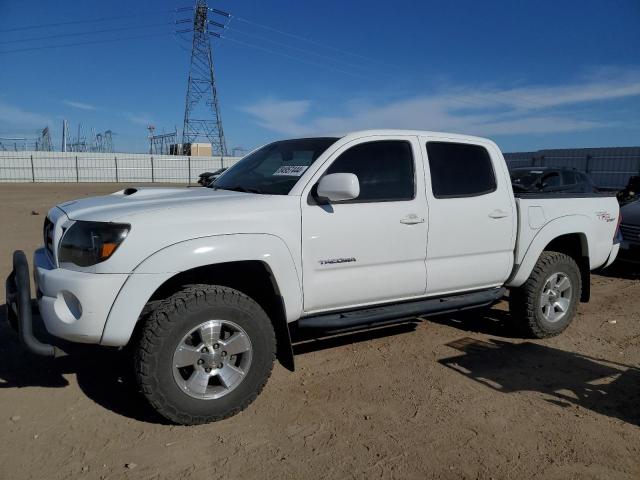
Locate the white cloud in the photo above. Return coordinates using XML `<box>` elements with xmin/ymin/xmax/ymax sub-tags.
<box><xmin>241</xmin><ymin>72</ymin><xmax>640</xmax><ymax>137</ymax></box>
<box><xmin>0</xmin><ymin>102</ymin><xmax>52</xmax><ymax>131</ymax></box>
<box><xmin>62</xmin><ymin>100</ymin><xmax>96</xmax><ymax>110</ymax></box>
<box><xmin>241</xmin><ymin>99</ymin><xmax>312</xmax><ymax>137</ymax></box>
<box><xmin>125</xmin><ymin>113</ymin><xmax>153</xmax><ymax>126</ymax></box>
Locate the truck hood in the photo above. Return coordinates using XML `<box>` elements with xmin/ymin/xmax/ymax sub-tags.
<box><xmin>56</xmin><ymin>186</ymin><xmax>248</xmax><ymax>221</ymax></box>
<box><xmin>49</xmin><ymin>185</ymin><xmax>302</xmax><ymax>274</ymax></box>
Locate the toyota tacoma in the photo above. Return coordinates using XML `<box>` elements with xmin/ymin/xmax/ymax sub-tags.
<box><xmin>6</xmin><ymin>130</ymin><xmax>621</xmax><ymax>424</ymax></box>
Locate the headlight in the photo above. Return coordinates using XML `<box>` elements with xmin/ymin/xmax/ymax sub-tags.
<box><xmin>58</xmin><ymin>221</ymin><xmax>130</xmax><ymax>267</ymax></box>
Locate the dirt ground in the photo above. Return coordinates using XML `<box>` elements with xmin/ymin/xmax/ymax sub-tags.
<box><xmin>1</xmin><ymin>183</ymin><xmax>639</xmax><ymax>480</ymax></box>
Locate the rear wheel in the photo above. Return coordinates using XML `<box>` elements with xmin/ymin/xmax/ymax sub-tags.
<box><xmin>509</xmin><ymin>251</ymin><xmax>581</xmax><ymax>338</ymax></box>
<box><xmin>135</xmin><ymin>285</ymin><xmax>275</xmax><ymax>425</ymax></box>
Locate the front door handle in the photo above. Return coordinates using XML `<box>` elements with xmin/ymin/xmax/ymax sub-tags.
<box><xmin>400</xmin><ymin>214</ymin><xmax>425</xmax><ymax>225</ymax></box>
<box><xmin>488</xmin><ymin>209</ymin><xmax>510</xmax><ymax>219</ymax></box>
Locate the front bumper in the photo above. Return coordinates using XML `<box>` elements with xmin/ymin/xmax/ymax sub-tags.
<box><xmin>5</xmin><ymin>248</ymin><xmax>128</xmax><ymax>351</ymax></box>
<box><xmin>5</xmin><ymin>251</ymin><xmax>59</xmax><ymax>356</ymax></box>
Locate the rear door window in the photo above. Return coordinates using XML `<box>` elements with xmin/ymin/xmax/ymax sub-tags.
<box><xmin>426</xmin><ymin>142</ymin><xmax>497</xmax><ymax>198</ymax></box>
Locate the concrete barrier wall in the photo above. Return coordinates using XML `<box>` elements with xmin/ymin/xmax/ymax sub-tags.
<box><xmin>0</xmin><ymin>151</ymin><xmax>242</xmax><ymax>183</ymax></box>
<box><xmin>3</xmin><ymin>148</ymin><xmax>639</xmax><ymax>189</ymax></box>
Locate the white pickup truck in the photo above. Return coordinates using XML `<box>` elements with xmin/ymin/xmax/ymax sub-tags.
<box><xmin>6</xmin><ymin>130</ymin><xmax>621</xmax><ymax>425</ymax></box>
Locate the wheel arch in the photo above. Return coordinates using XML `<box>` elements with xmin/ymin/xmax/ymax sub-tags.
<box><xmin>544</xmin><ymin>232</ymin><xmax>590</xmax><ymax>302</ymax></box>
<box><xmin>100</xmin><ymin>234</ymin><xmax>300</xmax><ymax>371</ymax></box>
<box><xmin>507</xmin><ymin>215</ymin><xmax>593</xmax><ymax>299</ymax></box>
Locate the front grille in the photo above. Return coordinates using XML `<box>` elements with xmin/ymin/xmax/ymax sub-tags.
<box><xmin>620</xmin><ymin>223</ymin><xmax>640</xmax><ymax>244</ymax></box>
<box><xmin>43</xmin><ymin>217</ymin><xmax>54</xmax><ymax>258</ymax></box>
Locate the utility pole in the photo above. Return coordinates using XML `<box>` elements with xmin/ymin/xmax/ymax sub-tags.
<box><xmin>62</xmin><ymin>119</ymin><xmax>68</xmax><ymax>152</ymax></box>
<box><xmin>181</xmin><ymin>0</ymin><xmax>228</xmax><ymax>156</ymax></box>
<box><xmin>147</xmin><ymin>125</ymin><xmax>156</xmax><ymax>154</ymax></box>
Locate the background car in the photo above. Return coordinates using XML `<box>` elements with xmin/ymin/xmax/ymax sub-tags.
<box><xmin>197</xmin><ymin>168</ymin><xmax>227</xmax><ymax>186</ymax></box>
<box><xmin>510</xmin><ymin>167</ymin><xmax>598</xmax><ymax>194</ymax></box>
<box><xmin>617</xmin><ymin>175</ymin><xmax>640</xmax><ymax>206</ymax></box>
<box><xmin>618</xmin><ymin>199</ymin><xmax>640</xmax><ymax>263</ymax></box>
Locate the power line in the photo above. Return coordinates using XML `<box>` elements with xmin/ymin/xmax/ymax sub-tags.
<box><xmin>0</xmin><ymin>31</ymin><xmax>177</xmax><ymax>54</ymax></box>
<box><xmin>0</xmin><ymin>21</ymin><xmax>174</xmax><ymax>45</ymax></box>
<box><xmin>221</xmin><ymin>36</ymin><xmax>366</xmax><ymax>78</ymax></box>
<box><xmin>231</xmin><ymin>18</ymin><xmax>554</xmax><ymax>110</ymax></box>
<box><xmin>0</xmin><ymin>7</ymin><xmax>189</xmax><ymax>33</ymax></box>
<box><xmin>233</xmin><ymin>16</ymin><xmax>399</xmax><ymax>70</ymax></box>
<box><xmin>185</xmin><ymin>15</ymin><xmax>553</xmax><ymax>110</ymax></box>
<box><xmin>225</xmin><ymin>26</ymin><xmax>373</xmax><ymax>73</ymax></box>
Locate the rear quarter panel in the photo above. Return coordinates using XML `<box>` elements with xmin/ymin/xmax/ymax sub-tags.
<box><xmin>508</xmin><ymin>195</ymin><xmax>619</xmax><ymax>287</ymax></box>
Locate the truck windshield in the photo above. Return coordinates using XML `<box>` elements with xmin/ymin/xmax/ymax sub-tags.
<box><xmin>211</xmin><ymin>137</ymin><xmax>339</xmax><ymax>195</ymax></box>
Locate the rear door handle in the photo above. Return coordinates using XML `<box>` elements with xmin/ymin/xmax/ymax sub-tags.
<box><xmin>488</xmin><ymin>209</ymin><xmax>510</xmax><ymax>219</ymax></box>
<box><xmin>400</xmin><ymin>214</ymin><xmax>425</xmax><ymax>225</ymax></box>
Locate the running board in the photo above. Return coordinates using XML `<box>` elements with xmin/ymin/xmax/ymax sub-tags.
<box><xmin>297</xmin><ymin>287</ymin><xmax>506</xmax><ymax>330</ymax></box>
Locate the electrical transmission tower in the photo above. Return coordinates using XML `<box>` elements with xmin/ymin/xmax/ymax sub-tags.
<box><xmin>35</xmin><ymin>127</ymin><xmax>52</xmax><ymax>151</ymax></box>
<box><xmin>148</xmin><ymin>125</ymin><xmax>178</xmax><ymax>155</ymax></box>
<box><xmin>92</xmin><ymin>130</ymin><xmax>115</xmax><ymax>153</ymax></box>
<box><xmin>181</xmin><ymin>0</ymin><xmax>228</xmax><ymax>156</ymax></box>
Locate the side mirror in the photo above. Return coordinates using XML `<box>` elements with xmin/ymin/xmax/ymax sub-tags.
<box><xmin>316</xmin><ymin>173</ymin><xmax>360</xmax><ymax>202</ymax></box>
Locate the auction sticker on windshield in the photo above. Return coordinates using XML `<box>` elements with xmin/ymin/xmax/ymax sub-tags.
<box><xmin>273</xmin><ymin>165</ymin><xmax>308</xmax><ymax>176</ymax></box>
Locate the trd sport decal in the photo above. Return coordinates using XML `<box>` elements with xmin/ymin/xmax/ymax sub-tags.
<box><xmin>319</xmin><ymin>257</ymin><xmax>357</xmax><ymax>266</ymax></box>
<box><xmin>595</xmin><ymin>211</ymin><xmax>615</xmax><ymax>222</ymax></box>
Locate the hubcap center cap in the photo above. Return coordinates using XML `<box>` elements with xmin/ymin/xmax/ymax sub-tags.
<box><xmin>200</xmin><ymin>352</ymin><xmax>221</xmax><ymax>369</ymax></box>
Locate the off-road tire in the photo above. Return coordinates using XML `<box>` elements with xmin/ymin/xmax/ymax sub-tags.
<box><xmin>134</xmin><ymin>284</ymin><xmax>276</xmax><ymax>425</ymax></box>
<box><xmin>509</xmin><ymin>251</ymin><xmax>581</xmax><ymax>338</ymax></box>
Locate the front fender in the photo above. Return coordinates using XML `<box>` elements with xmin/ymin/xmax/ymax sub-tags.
<box><xmin>507</xmin><ymin>215</ymin><xmax>592</xmax><ymax>288</ymax></box>
<box><xmin>100</xmin><ymin>233</ymin><xmax>302</xmax><ymax>346</ymax></box>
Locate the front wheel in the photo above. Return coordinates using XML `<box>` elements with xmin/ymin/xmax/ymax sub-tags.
<box><xmin>509</xmin><ymin>251</ymin><xmax>581</xmax><ymax>338</ymax></box>
<box><xmin>135</xmin><ymin>285</ymin><xmax>276</xmax><ymax>425</ymax></box>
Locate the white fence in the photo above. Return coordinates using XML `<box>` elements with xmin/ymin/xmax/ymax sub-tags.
<box><xmin>0</xmin><ymin>151</ymin><xmax>242</xmax><ymax>183</ymax></box>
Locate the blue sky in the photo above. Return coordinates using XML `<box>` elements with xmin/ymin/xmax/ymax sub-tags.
<box><xmin>1</xmin><ymin>0</ymin><xmax>639</xmax><ymax>153</ymax></box>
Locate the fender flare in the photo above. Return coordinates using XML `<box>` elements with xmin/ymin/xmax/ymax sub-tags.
<box><xmin>100</xmin><ymin>233</ymin><xmax>302</xmax><ymax>348</ymax></box>
<box><xmin>507</xmin><ymin>215</ymin><xmax>593</xmax><ymax>288</ymax></box>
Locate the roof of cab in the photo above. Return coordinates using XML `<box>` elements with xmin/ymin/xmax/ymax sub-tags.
<box><xmin>340</xmin><ymin>129</ymin><xmax>495</xmax><ymax>144</ymax></box>
<box><xmin>287</xmin><ymin>129</ymin><xmax>495</xmax><ymax>144</ymax></box>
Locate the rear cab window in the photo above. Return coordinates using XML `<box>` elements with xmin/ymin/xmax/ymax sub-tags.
<box><xmin>426</xmin><ymin>142</ymin><xmax>497</xmax><ymax>198</ymax></box>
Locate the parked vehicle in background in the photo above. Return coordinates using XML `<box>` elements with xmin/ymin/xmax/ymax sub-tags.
<box><xmin>197</xmin><ymin>168</ymin><xmax>227</xmax><ymax>186</ymax></box>
<box><xmin>618</xmin><ymin>199</ymin><xmax>640</xmax><ymax>263</ymax></box>
<box><xmin>617</xmin><ymin>175</ymin><xmax>640</xmax><ymax>206</ymax></box>
<box><xmin>6</xmin><ymin>130</ymin><xmax>621</xmax><ymax>425</ymax></box>
<box><xmin>510</xmin><ymin>167</ymin><xmax>598</xmax><ymax>194</ymax></box>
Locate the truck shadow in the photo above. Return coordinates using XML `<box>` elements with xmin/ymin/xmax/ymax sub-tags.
<box><xmin>440</xmin><ymin>337</ymin><xmax>640</xmax><ymax>427</ymax></box>
<box><xmin>427</xmin><ymin>306</ymin><xmax>523</xmax><ymax>338</ymax></box>
<box><xmin>0</xmin><ymin>304</ymin><xmax>167</xmax><ymax>424</ymax></box>
<box><xmin>0</xmin><ymin>305</ymin><xmax>423</xmax><ymax>423</ymax></box>
<box><xmin>595</xmin><ymin>261</ymin><xmax>640</xmax><ymax>280</ymax></box>
<box><xmin>2</xmin><ymin>304</ymin><xmax>638</xmax><ymax>426</ymax></box>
